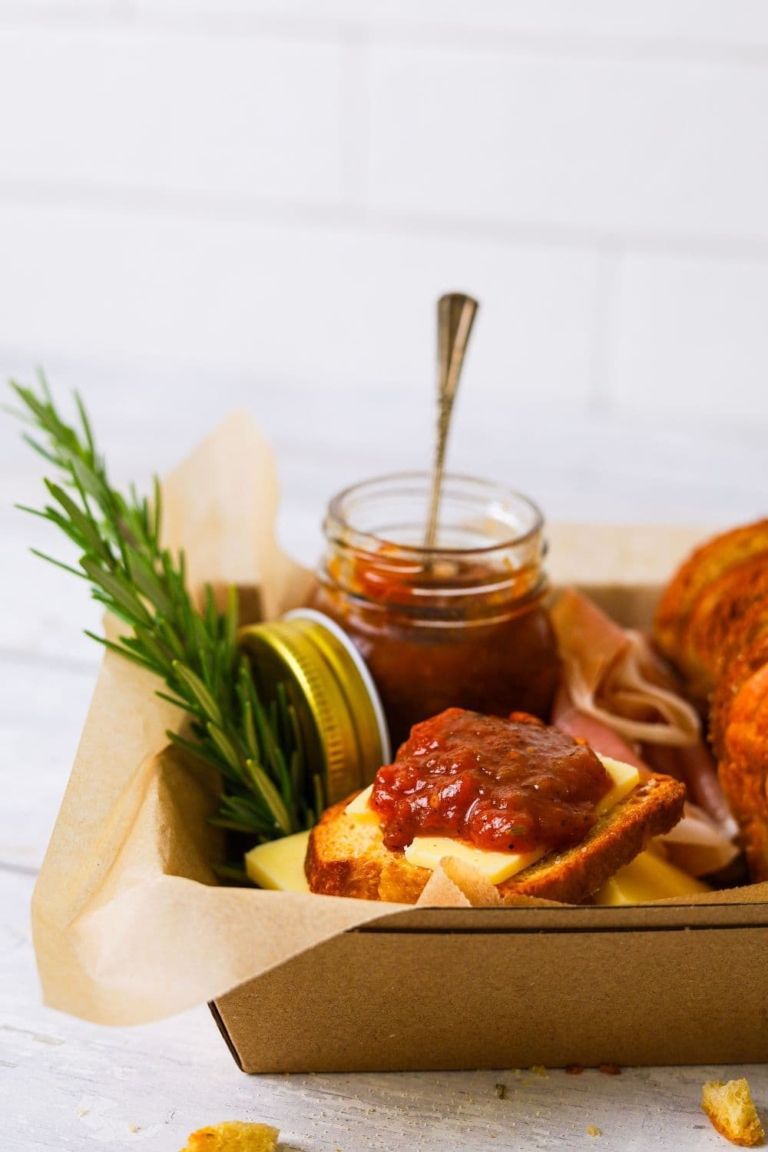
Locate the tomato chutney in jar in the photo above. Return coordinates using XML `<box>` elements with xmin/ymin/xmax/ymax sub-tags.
<box><xmin>308</xmin><ymin>473</ymin><xmax>559</xmax><ymax>751</ymax></box>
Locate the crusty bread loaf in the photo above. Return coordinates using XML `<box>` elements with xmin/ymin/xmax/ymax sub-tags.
<box><xmin>718</xmin><ymin>662</ymin><xmax>768</xmax><ymax>883</ymax></box>
<box><xmin>701</xmin><ymin>1078</ymin><xmax>765</xmax><ymax>1147</ymax></box>
<box><xmin>653</xmin><ymin>520</ymin><xmax>768</xmax><ymax>881</ymax></box>
<box><xmin>674</xmin><ymin>557</ymin><xmax>768</xmax><ymax>701</ymax></box>
<box><xmin>718</xmin><ymin>597</ymin><xmax>768</xmax><ymax>679</ymax></box>
<box><xmin>653</xmin><ymin>519</ymin><xmax>768</xmax><ymax>685</ymax></box>
<box><xmin>711</xmin><ymin>630</ymin><xmax>768</xmax><ymax>760</ymax></box>
<box><xmin>305</xmin><ymin>774</ymin><xmax>686</xmax><ymax>906</ymax></box>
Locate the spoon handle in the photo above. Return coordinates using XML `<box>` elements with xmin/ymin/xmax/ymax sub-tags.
<box><xmin>424</xmin><ymin>292</ymin><xmax>480</xmax><ymax>550</ymax></box>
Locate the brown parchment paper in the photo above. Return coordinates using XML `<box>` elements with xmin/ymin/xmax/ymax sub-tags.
<box><xmin>31</xmin><ymin>412</ymin><xmax>415</xmax><ymax>1025</ymax></box>
<box><xmin>30</xmin><ymin>412</ymin><xmax>768</xmax><ymax>1027</ymax></box>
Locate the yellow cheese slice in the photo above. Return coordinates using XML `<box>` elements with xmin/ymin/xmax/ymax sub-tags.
<box><xmin>595</xmin><ymin>847</ymin><xmax>711</xmax><ymax>905</ymax></box>
<box><xmin>344</xmin><ymin>784</ymin><xmax>378</xmax><ymax>823</ymax></box>
<box><xmin>594</xmin><ymin>756</ymin><xmax>641</xmax><ymax>815</ymax></box>
<box><xmin>404</xmin><ymin>837</ymin><xmax>546</xmax><ymax>883</ymax></box>
<box><xmin>345</xmin><ymin>755</ymin><xmax>641</xmax><ymax>882</ymax></box>
<box><xmin>245</xmin><ymin>829</ymin><xmax>311</xmax><ymax>892</ymax></box>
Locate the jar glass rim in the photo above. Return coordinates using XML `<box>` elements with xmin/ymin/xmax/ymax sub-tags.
<box><xmin>325</xmin><ymin>471</ymin><xmax>544</xmax><ymax>558</ymax></box>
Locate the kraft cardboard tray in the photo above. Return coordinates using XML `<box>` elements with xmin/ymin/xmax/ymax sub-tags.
<box><xmin>210</xmin><ymin>579</ymin><xmax>768</xmax><ymax>1074</ymax></box>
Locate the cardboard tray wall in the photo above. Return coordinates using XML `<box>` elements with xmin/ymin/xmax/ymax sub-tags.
<box><xmin>211</xmin><ymin>901</ymin><xmax>768</xmax><ymax>1073</ymax></box>
<box><xmin>211</xmin><ymin>580</ymin><xmax>768</xmax><ymax>1073</ymax></box>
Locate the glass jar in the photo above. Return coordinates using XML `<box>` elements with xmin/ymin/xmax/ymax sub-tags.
<box><xmin>308</xmin><ymin>473</ymin><xmax>559</xmax><ymax>751</ymax></box>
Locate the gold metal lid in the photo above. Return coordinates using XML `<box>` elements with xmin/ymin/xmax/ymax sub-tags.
<box><xmin>238</xmin><ymin>610</ymin><xmax>390</xmax><ymax>808</ymax></box>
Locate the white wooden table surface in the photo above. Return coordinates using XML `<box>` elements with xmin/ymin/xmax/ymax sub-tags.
<box><xmin>2</xmin><ymin>363</ymin><xmax>768</xmax><ymax>1151</ymax></box>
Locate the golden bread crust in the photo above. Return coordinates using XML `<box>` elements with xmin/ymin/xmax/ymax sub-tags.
<box><xmin>720</xmin><ymin>663</ymin><xmax>768</xmax><ymax>882</ymax></box>
<box><xmin>710</xmin><ymin>630</ymin><xmax>768</xmax><ymax>759</ymax></box>
<box><xmin>676</xmin><ymin>556</ymin><xmax>768</xmax><ymax>700</ymax></box>
<box><xmin>305</xmin><ymin>776</ymin><xmax>685</xmax><ymax>906</ymax></box>
<box><xmin>712</xmin><ymin>586</ymin><xmax>768</xmax><ymax>681</ymax></box>
<box><xmin>496</xmin><ymin>775</ymin><xmax>685</xmax><ymax>904</ymax></box>
<box><xmin>701</xmin><ymin>1078</ymin><xmax>765</xmax><ymax>1147</ymax></box>
<box><xmin>179</xmin><ymin>1121</ymin><xmax>279</xmax><ymax>1152</ymax></box>
<box><xmin>653</xmin><ymin>519</ymin><xmax>768</xmax><ymax>882</ymax></box>
<box><xmin>653</xmin><ymin>519</ymin><xmax>768</xmax><ymax>677</ymax></box>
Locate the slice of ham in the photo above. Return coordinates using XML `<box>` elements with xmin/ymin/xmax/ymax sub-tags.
<box><xmin>660</xmin><ymin>805</ymin><xmax>740</xmax><ymax>877</ymax></box>
<box><xmin>642</xmin><ymin>743</ymin><xmax>738</xmax><ymax>839</ymax></box>
<box><xmin>552</xmin><ymin>588</ymin><xmax>701</xmax><ymax>746</ymax></box>
<box><xmin>552</xmin><ymin>685</ymin><xmax>648</xmax><ymax>770</ymax></box>
<box><xmin>551</xmin><ymin>590</ymin><xmax>739</xmax><ymax>876</ymax></box>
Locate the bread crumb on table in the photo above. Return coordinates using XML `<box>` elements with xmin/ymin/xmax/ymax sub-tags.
<box><xmin>179</xmin><ymin>1121</ymin><xmax>280</xmax><ymax>1152</ymax></box>
<box><xmin>586</xmin><ymin>1125</ymin><xmax>602</xmax><ymax>1138</ymax></box>
<box><xmin>702</xmin><ymin>1079</ymin><xmax>765</xmax><ymax>1147</ymax></box>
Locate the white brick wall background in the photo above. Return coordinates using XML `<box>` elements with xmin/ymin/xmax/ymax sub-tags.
<box><xmin>2</xmin><ymin>0</ymin><xmax>768</xmax><ymax>558</ymax></box>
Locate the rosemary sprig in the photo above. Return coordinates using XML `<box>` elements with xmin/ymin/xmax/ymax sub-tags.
<box><xmin>9</xmin><ymin>374</ymin><xmax>318</xmax><ymax>841</ymax></box>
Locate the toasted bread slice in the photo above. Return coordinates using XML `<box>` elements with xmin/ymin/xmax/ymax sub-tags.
<box><xmin>676</xmin><ymin>556</ymin><xmax>768</xmax><ymax>700</ymax></box>
<box><xmin>718</xmin><ymin>596</ymin><xmax>768</xmax><ymax>677</ymax></box>
<box><xmin>653</xmin><ymin>520</ymin><xmax>768</xmax><ymax>676</ymax></box>
<box><xmin>710</xmin><ymin>629</ymin><xmax>768</xmax><ymax>759</ymax></box>
<box><xmin>306</xmin><ymin>774</ymin><xmax>686</xmax><ymax>906</ymax></box>
<box><xmin>719</xmin><ymin>661</ymin><xmax>768</xmax><ymax>882</ymax></box>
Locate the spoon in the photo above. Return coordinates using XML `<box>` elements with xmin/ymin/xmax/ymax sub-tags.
<box><xmin>423</xmin><ymin>292</ymin><xmax>480</xmax><ymax>550</ymax></box>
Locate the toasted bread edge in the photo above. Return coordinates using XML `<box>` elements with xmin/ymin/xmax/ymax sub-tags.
<box><xmin>305</xmin><ymin>775</ymin><xmax>686</xmax><ymax>906</ymax></box>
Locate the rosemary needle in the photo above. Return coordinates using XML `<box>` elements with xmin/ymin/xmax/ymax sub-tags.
<box><xmin>9</xmin><ymin>374</ymin><xmax>316</xmax><ymax>841</ymax></box>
